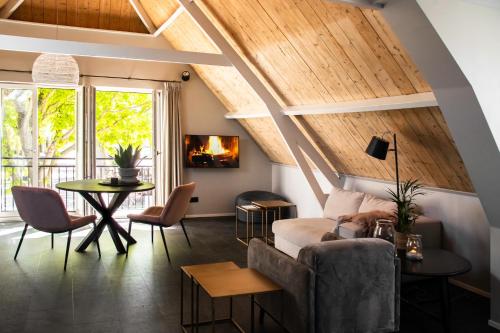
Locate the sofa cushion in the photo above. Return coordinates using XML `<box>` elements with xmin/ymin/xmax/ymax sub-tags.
<box><xmin>323</xmin><ymin>187</ymin><xmax>365</xmax><ymax>220</ymax></box>
<box><xmin>358</xmin><ymin>193</ymin><xmax>396</xmax><ymax>214</ymax></box>
<box><xmin>273</xmin><ymin>218</ymin><xmax>336</xmax><ymax>249</ymax></box>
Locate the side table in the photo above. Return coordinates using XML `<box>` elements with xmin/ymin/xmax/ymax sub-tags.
<box><xmin>401</xmin><ymin>249</ymin><xmax>471</xmax><ymax>333</ymax></box>
<box><xmin>235</xmin><ymin>204</ymin><xmax>264</xmax><ymax>246</ymax></box>
<box><xmin>251</xmin><ymin>200</ymin><xmax>296</xmax><ymax>244</ymax></box>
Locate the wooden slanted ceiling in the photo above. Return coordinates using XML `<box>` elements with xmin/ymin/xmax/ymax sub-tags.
<box><xmin>150</xmin><ymin>0</ymin><xmax>472</xmax><ymax>192</ymax></box>
<box><xmin>11</xmin><ymin>0</ymin><xmax>148</xmax><ymax>32</ymax></box>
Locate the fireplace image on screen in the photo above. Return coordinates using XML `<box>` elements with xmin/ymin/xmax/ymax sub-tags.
<box><xmin>185</xmin><ymin>135</ymin><xmax>239</xmax><ymax>168</ymax></box>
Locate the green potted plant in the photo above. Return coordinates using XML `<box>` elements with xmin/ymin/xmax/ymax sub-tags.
<box><xmin>113</xmin><ymin>144</ymin><xmax>142</xmax><ymax>184</ymax></box>
<box><xmin>387</xmin><ymin>179</ymin><xmax>425</xmax><ymax>249</ymax></box>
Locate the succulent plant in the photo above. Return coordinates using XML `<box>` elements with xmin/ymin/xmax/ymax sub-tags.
<box><xmin>113</xmin><ymin>144</ymin><xmax>142</xmax><ymax>168</ymax></box>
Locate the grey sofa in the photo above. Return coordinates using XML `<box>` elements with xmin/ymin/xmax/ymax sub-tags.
<box><xmin>248</xmin><ymin>238</ymin><xmax>400</xmax><ymax>333</ymax></box>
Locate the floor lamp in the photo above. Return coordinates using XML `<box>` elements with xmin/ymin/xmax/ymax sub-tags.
<box><xmin>365</xmin><ymin>133</ymin><xmax>400</xmax><ymax>197</ymax></box>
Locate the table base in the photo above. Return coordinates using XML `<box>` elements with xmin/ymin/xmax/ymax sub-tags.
<box><xmin>75</xmin><ymin>191</ymin><xmax>136</xmax><ymax>254</ymax></box>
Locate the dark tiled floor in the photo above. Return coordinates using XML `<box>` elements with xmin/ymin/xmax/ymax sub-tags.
<box><xmin>0</xmin><ymin>218</ymin><xmax>494</xmax><ymax>333</ymax></box>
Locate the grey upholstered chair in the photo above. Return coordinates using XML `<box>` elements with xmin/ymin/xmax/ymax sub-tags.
<box><xmin>126</xmin><ymin>182</ymin><xmax>196</xmax><ymax>261</ymax></box>
<box><xmin>12</xmin><ymin>186</ymin><xmax>100</xmax><ymax>271</ymax></box>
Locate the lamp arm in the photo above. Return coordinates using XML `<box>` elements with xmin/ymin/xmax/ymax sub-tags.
<box><xmin>393</xmin><ymin>133</ymin><xmax>400</xmax><ymax>198</ymax></box>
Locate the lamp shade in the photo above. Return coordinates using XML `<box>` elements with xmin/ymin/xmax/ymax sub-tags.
<box><xmin>32</xmin><ymin>54</ymin><xmax>80</xmax><ymax>85</ymax></box>
<box><xmin>365</xmin><ymin>136</ymin><xmax>389</xmax><ymax>160</ymax></box>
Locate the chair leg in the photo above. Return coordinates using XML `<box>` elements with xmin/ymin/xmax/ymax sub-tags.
<box><xmin>151</xmin><ymin>225</ymin><xmax>154</xmax><ymax>244</ymax></box>
<box><xmin>180</xmin><ymin>219</ymin><xmax>192</xmax><ymax>248</ymax></box>
<box><xmin>126</xmin><ymin>221</ymin><xmax>132</xmax><ymax>258</ymax></box>
<box><xmin>51</xmin><ymin>233</ymin><xmax>54</xmax><ymax>249</ymax></box>
<box><xmin>159</xmin><ymin>226</ymin><xmax>171</xmax><ymax>263</ymax></box>
<box><xmin>64</xmin><ymin>230</ymin><xmax>72</xmax><ymax>271</ymax></box>
<box><xmin>14</xmin><ymin>224</ymin><xmax>28</xmax><ymax>260</ymax></box>
<box><xmin>93</xmin><ymin>222</ymin><xmax>101</xmax><ymax>258</ymax></box>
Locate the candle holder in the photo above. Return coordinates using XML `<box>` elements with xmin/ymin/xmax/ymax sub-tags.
<box><xmin>406</xmin><ymin>234</ymin><xmax>423</xmax><ymax>261</ymax></box>
<box><xmin>372</xmin><ymin>219</ymin><xmax>396</xmax><ymax>244</ymax></box>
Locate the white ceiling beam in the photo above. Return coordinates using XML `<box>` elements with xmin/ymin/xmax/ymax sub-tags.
<box><xmin>224</xmin><ymin>92</ymin><xmax>438</xmax><ymax>119</ymax></box>
<box><xmin>128</xmin><ymin>0</ymin><xmax>156</xmax><ymax>34</ymax></box>
<box><xmin>0</xmin><ymin>34</ymin><xmax>231</xmax><ymax>66</ymax></box>
<box><xmin>179</xmin><ymin>0</ymin><xmax>341</xmax><ymax>206</ymax></box>
<box><xmin>0</xmin><ymin>19</ymin><xmax>170</xmax><ymax>49</ymax></box>
<box><xmin>0</xmin><ymin>0</ymin><xmax>24</xmax><ymax>18</ymax></box>
<box><xmin>153</xmin><ymin>6</ymin><xmax>184</xmax><ymax>37</ymax></box>
<box><xmin>326</xmin><ymin>0</ymin><xmax>388</xmax><ymax>9</ymax></box>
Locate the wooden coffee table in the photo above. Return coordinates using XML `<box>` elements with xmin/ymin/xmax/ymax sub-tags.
<box><xmin>180</xmin><ymin>261</ymin><xmax>283</xmax><ymax>333</ymax></box>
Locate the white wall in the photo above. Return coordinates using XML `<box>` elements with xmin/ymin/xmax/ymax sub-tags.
<box><xmin>0</xmin><ymin>50</ymin><xmax>272</xmax><ymax>216</ymax></box>
<box><xmin>272</xmin><ymin>163</ymin><xmax>490</xmax><ymax>294</ymax></box>
<box><xmin>417</xmin><ymin>0</ymin><xmax>500</xmax><ymax>150</ymax></box>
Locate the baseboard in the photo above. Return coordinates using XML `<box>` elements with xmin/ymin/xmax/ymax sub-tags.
<box><xmin>449</xmin><ymin>278</ymin><xmax>490</xmax><ymax>298</ymax></box>
<box><xmin>488</xmin><ymin>320</ymin><xmax>500</xmax><ymax>330</ymax></box>
<box><xmin>185</xmin><ymin>212</ymin><xmax>235</xmax><ymax>218</ymax></box>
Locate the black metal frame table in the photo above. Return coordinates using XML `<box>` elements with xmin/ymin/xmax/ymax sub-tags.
<box><xmin>56</xmin><ymin>179</ymin><xmax>155</xmax><ymax>254</ymax></box>
<box><xmin>401</xmin><ymin>249</ymin><xmax>471</xmax><ymax>333</ymax></box>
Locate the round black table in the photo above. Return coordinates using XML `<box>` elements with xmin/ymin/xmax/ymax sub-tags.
<box><xmin>56</xmin><ymin>179</ymin><xmax>155</xmax><ymax>254</ymax></box>
<box><xmin>400</xmin><ymin>249</ymin><xmax>471</xmax><ymax>333</ymax></box>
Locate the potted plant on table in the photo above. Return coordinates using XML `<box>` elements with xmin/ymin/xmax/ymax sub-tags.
<box><xmin>113</xmin><ymin>144</ymin><xmax>142</xmax><ymax>184</ymax></box>
<box><xmin>387</xmin><ymin>179</ymin><xmax>425</xmax><ymax>250</ymax></box>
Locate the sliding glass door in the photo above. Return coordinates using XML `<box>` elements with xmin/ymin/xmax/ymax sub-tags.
<box><xmin>0</xmin><ymin>85</ymin><xmax>80</xmax><ymax>215</ymax></box>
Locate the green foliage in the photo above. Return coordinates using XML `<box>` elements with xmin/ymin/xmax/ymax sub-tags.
<box><xmin>95</xmin><ymin>91</ymin><xmax>152</xmax><ymax>158</ymax></box>
<box><xmin>113</xmin><ymin>144</ymin><xmax>142</xmax><ymax>168</ymax></box>
<box><xmin>387</xmin><ymin>179</ymin><xmax>425</xmax><ymax>234</ymax></box>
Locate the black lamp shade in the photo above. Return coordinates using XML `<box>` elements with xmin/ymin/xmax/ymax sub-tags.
<box><xmin>365</xmin><ymin>136</ymin><xmax>389</xmax><ymax>160</ymax></box>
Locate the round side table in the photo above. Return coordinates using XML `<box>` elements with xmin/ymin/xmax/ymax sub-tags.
<box><xmin>401</xmin><ymin>249</ymin><xmax>471</xmax><ymax>333</ymax></box>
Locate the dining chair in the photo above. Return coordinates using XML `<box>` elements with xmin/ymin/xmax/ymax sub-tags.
<box><xmin>126</xmin><ymin>182</ymin><xmax>196</xmax><ymax>262</ymax></box>
<box><xmin>12</xmin><ymin>186</ymin><xmax>101</xmax><ymax>271</ymax></box>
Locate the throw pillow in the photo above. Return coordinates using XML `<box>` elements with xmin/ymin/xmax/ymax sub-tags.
<box><xmin>358</xmin><ymin>193</ymin><xmax>397</xmax><ymax>214</ymax></box>
<box><xmin>323</xmin><ymin>187</ymin><xmax>365</xmax><ymax>221</ymax></box>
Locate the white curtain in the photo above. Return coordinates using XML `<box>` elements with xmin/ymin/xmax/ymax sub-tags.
<box><xmin>155</xmin><ymin>82</ymin><xmax>183</xmax><ymax>204</ymax></box>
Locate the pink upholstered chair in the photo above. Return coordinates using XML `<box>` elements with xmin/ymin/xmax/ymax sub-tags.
<box><xmin>126</xmin><ymin>182</ymin><xmax>196</xmax><ymax>261</ymax></box>
<box><xmin>12</xmin><ymin>186</ymin><xmax>100</xmax><ymax>271</ymax></box>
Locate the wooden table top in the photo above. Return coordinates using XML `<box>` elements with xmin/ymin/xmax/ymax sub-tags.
<box><xmin>181</xmin><ymin>261</ymin><xmax>240</xmax><ymax>279</ymax></box>
<box><xmin>251</xmin><ymin>200</ymin><xmax>295</xmax><ymax>209</ymax></box>
<box><xmin>194</xmin><ymin>268</ymin><xmax>282</xmax><ymax>298</ymax></box>
<box><xmin>56</xmin><ymin>179</ymin><xmax>155</xmax><ymax>193</ymax></box>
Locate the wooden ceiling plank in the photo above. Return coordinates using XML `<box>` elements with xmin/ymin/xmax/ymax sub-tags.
<box><xmin>108</xmin><ymin>0</ymin><xmax>121</xmax><ymax>31</ymax></box>
<box><xmin>66</xmin><ymin>0</ymin><xmax>76</xmax><ymax>26</ymax></box>
<box><xmin>31</xmin><ymin>0</ymin><xmax>43</xmax><ymax>22</ymax></box>
<box><xmin>11</xmin><ymin>0</ymin><xmax>30</xmax><ymax>20</ymax></box>
<box><xmin>129</xmin><ymin>0</ymin><xmax>155</xmax><ymax>33</ymax></box>
<box><xmin>88</xmin><ymin>0</ymin><xmax>100</xmax><ymax>29</ymax></box>
<box><xmin>98</xmin><ymin>0</ymin><xmax>110</xmax><ymax>30</ymax></box>
<box><xmin>57</xmin><ymin>0</ymin><xmax>67</xmax><ymax>26</ymax></box>
<box><xmin>43</xmin><ymin>0</ymin><xmax>56</xmax><ymax>24</ymax></box>
<box><xmin>402</xmin><ymin>108</ymin><xmax>470</xmax><ymax>191</ymax></box>
<box><xmin>297</xmin><ymin>0</ymin><xmax>376</xmax><ymax>100</ymax></box>
<box><xmin>361</xmin><ymin>9</ymin><xmax>432</xmax><ymax>93</ymax></box>
<box><xmin>257</xmin><ymin>0</ymin><xmax>355</xmax><ymax>102</ymax></box>
<box><xmin>77</xmin><ymin>0</ymin><xmax>89</xmax><ymax>28</ymax></box>
<box><xmin>307</xmin><ymin>0</ymin><xmax>389</xmax><ymax>98</ymax></box>
<box><xmin>204</xmin><ymin>0</ymin><xmax>333</xmax><ymax>106</ymax></box>
<box><xmin>0</xmin><ymin>0</ymin><xmax>24</xmax><ymax>18</ymax></box>
<box><xmin>329</xmin><ymin>5</ymin><xmax>402</xmax><ymax>96</ymax></box>
<box><xmin>345</xmin><ymin>6</ymin><xmax>416</xmax><ymax>95</ymax></box>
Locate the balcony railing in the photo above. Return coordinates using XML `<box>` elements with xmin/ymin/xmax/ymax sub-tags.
<box><xmin>0</xmin><ymin>157</ymin><xmax>153</xmax><ymax>213</ymax></box>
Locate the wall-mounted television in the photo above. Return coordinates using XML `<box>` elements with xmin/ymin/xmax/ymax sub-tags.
<box><xmin>185</xmin><ymin>135</ymin><xmax>239</xmax><ymax>168</ymax></box>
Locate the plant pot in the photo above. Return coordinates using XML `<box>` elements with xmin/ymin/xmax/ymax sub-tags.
<box><xmin>395</xmin><ymin>231</ymin><xmax>409</xmax><ymax>251</ymax></box>
<box><xmin>118</xmin><ymin>167</ymin><xmax>140</xmax><ymax>184</ymax></box>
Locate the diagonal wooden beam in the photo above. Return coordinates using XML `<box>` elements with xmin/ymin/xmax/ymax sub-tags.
<box><xmin>153</xmin><ymin>6</ymin><xmax>184</xmax><ymax>37</ymax></box>
<box><xmin>0</xmin><ymin>0</ymin><xmax>24</xmax><ymax>18</ymax></box>
<box><xmin>178</xmin><ymin>0</ymin><xmax>341</xmax><ymax>206</ymax></box>
<box><xmin>129</xmin><ymin>0</ymin><xmax>156</xmax><ymax>34</ymax></box>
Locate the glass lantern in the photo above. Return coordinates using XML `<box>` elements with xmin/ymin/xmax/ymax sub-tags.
<box><xmin>372</xmin><ymin>219</ymin><xmax>396</xmax><ymax>244</ymax></box>
<box><xmin>406</xmin><ymin>234</ymin><xmax>423</xmax><ymax>261</ymax></box>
